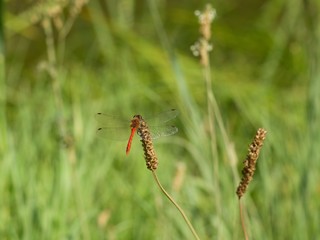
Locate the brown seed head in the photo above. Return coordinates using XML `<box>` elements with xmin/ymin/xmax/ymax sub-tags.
<box><xmin>196</xmin><ymin>4</ymin><xmax>216</xmax><ymax>41</ymax></box>
<box><xmin>236</xmin><ymin>128</ymin><xmax>267</xmax><ymax>199</ymax></box>
<box><xmin>138</xmin><ymin>119</ymin><xmax>159</xmax><ymax>171</ymax></box>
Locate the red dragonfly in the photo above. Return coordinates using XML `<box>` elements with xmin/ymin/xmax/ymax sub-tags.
<box><xmin>96</xmin><ymin>109</ymin><xmax>178</xmax><ymax>155</ymax></box>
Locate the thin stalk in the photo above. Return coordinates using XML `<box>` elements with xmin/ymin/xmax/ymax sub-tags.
<box><xmin>239</xmin><ymin>199</ymin><xmax>249</xmax><ymax>240</ymax></box>
<box><xmin>151</xmin><ymin>170</ymin><xmax>200</xmax><ymax>240</ymax></box>
<box><xmin>206</xmin><ymin>66</ymin><xmax>239</xmax><ymax>184</ymax></box>
<box><xmin>0</xmin><ymin>0</ymin><xmax>6</xmax><ymax>153</ymax></box>
<box><xmin>202</xmin><ymin>55</ymin><xmax>222</xmax><ymax>234</ymax></box>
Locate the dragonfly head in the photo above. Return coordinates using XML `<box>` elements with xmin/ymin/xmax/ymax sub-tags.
<box><xmin>130</xmin><ymin>115</ymin><xmax>143</xmax><ymax>129</ymax></box>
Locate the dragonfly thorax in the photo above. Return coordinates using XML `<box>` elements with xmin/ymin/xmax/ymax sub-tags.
<box><xmin>130</xmin><ymin>115</ymin><xmax>144</xmax><ymax>129</ymax></box>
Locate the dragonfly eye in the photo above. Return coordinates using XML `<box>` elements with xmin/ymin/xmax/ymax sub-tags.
<box><xmin>133</xmin><ymin>114</ymin><xmax>143</xmax><ymax>120</ymax></box>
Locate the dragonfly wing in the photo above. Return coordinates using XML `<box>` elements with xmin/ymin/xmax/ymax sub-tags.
<box><xmin>96</xmin><ymin>127</ymin><xmax>131</xmax><ymax>141</ymax></box>
<box><xmin>149</xmin><ymin>125</ymin><xmax>178</xmax><ymax>140</ymax></box>
<box><xmin>95</xmin><ymin>113</ymin><xmax>129</xmax><ymax>127</ymax></box>
<box><xmin>96</xmin><ymin>110</ymin><xmax>178</xmax><ymax>141</ymax></box>
<box><xmin>145</xmin><ymin>109</ymin><xmax>178</xmax><ymax>125</ymax></box>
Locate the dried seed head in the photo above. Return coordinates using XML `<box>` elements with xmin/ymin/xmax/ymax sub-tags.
<box><xmin>138</xmin><ymin>120</ymin><xmax>159</xmax><ymax>171</ymax></box>
<box><xmin>195</xmin><ymin>4</ymin><xmax>216</xmax><ymax>41</ymax></box>
<box><xmin>190</xmin><ymin>39</ymin><xmax>213</xmax><ymax>66</ymax></box>
<box><xmin>192</xmin><ymin>4</ymin><xmax>216</xmax><ymax>66</ymax></box>
<box><xmin>236</xmin><ymin>128</ymin><xmax>267</xmax><ymax>199</ymax></box>
<box><xmin>97</xmin><ymin>209</ymin><xmax>111</xmax><ymax>229</ymax></box>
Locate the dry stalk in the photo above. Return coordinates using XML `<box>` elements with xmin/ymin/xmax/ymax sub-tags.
<box><xmin>137</xmin><ymin>117</ymin><xmax>200</xmax><ymax>240</ymax></box>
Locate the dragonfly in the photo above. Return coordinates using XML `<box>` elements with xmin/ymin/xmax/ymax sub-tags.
<box><xmin>96</xmin><ymin>109</ymin><xmax>178</xmax><ymax>155</ymax></box>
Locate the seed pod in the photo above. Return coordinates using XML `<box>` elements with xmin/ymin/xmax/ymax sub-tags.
<box><xmin>236</xmin><ymin>128</ymin><xmax>267</xmax><ymax>199</ymax></box>
<box><xmin>137</xmin><ymin>117</ymin><xmax>159</xmax><ymax>171</ymax></box>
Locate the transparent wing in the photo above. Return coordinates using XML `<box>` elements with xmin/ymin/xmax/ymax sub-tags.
<box><xmin>149</xmin><ymin>125</ymin><xmax>178</xmax><ymax>139</ymax></box>
<box><xmin>95</xmin><ymin>109</ymin><xmax>178</xmax><ymax>141</ymax></box>
<box><xmin>96</xmin><ymin>109</ymin><xmax>178</xmax><ymax>126</ymax></box>
<box><xmin>95</xmin><ymin>113</ymin><xmax>130</xmax><ymax>128</ymax></box>
<box><xmin>96</xmin><ymin>127</ymin><xmax>132</xmax><ymax>141</ymax></box>
<box><xmin>96</xmin><ymin>126</ymin><xmax>178</xmax><ymax>141</ymax></box>
<box><xmin>145</xmin><ymin>109</ymin><xmax>178</xmax><ymax>126</ymax></box>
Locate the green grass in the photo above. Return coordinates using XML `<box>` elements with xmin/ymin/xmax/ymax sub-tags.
<box><xmin>3</xmin><ymin>0</ymin><xmax>320</xmax><ymax>239</ymax></box>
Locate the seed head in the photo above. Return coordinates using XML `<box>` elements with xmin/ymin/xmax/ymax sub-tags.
<box><xmin>191</xmin><ymin>4</ymin><xmax>216</xmax><ymax>66</ymax></box>
<box><xmin>236</xmin><ymin>128</ymin><xmax>267</xmax><ymax>199</ymax></box>
<box><xmin>138</xmin><ymin>120</ymin><xmax>159</xmax><ymax>171</ymax></box>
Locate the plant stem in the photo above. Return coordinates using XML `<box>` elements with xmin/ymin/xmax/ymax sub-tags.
<box><xmin>151</xmin><ymin>170</ymin><xmax>200</xmax><ymax>240</ymax></box>
<box><xmin>239</xmin><ymin>199</ymin><xmax>249</xmax><ymax>240</ymax></box>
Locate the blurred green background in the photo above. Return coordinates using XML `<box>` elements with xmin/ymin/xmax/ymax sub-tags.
<box><xmin>2</xmin><ymin>0</ymin><xmax>320</xmax><ymax>239</ymax></box>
